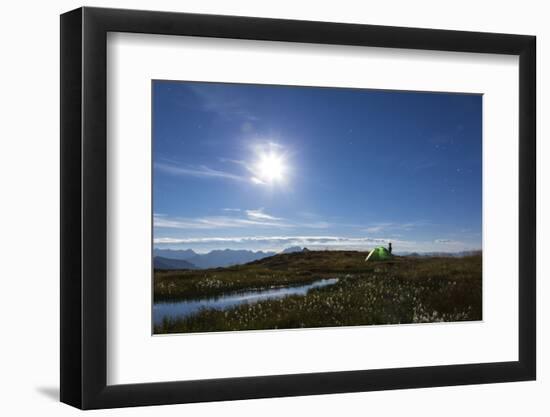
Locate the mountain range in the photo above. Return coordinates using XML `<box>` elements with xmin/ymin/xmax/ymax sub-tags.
<box><xmin>280</xmin><ymin>246</ymin><xmax>305</xmax><ymax>254</ymax></box>
<box><xmin>153</xmin><ymin>256</ymin><xmax>198</xmax><ymax>270</ymax></box>
<box><xmin>153</xmin><ymin>248</ymin><xmax>281</xmax><ymax>270</ymax></box>
<box><xmin>153</xmin><ymin>247</ymin><xmax>479</xmax><ymax>270</ymax></box>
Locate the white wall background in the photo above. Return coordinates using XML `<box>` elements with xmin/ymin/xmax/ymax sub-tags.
<box><xmin>0</xmin><ymin>0</ymin><xmax>546</xmax><ymax>415</ymax></box>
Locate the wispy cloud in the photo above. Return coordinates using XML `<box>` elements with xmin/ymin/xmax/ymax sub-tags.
<box><xmin>154</xmin><ymin>209</ymin><xmax>331</xmax><ymax>231</ymax></box>
<box><xmin>188</xmin><ymin>84</ymin><xmax>258</xmax><ymax>122</ymax></box>
<box><xmin>153</xmin><ymin>235</ymin><xmax>433</xmax><ymax>254</ymax></box>
<box><xmin>154</xmin><ymin>162</ymin><xmax>247</xmax><ymax>182</ymax></box>
<box><xmin>363</xmin><ymin>224</ymin><xmax>391</xmax><ymax>233</ymax></box>
<box><xmin>156</xmin><ymin>141</ymin><xmax>292</xmax><ymax>188</ymax></box>
<box><xmin>218</xmin><ymin>157</ymin><xmax>268</xmax><ymax>185</ymax></box>
<box><xmin>300</xmin><ymin>221</ymin><xmax>332</xmax><ymax>229</ymax></box>
<box><xmin>153</xmin><ymin>234</ymin><xmax>477</xmax><ymax>253</ymax></box>
<box><xmin>362</xmin><ymin>221</ymin><xmax>427</xmax><ymax>234</ymax></box>
<box><xmin>154</xmin><ymin>214</ymin><xmax>289</xmax><ymax>230</ymax></box>
<box><xmin>434</xmin><ymin>239</ymin><xmax>455</xmax><ymax>244</ymax></box>
<box><xmin>245</xmin><ymin>209</ymin><xmax>281</xmax><ymax>221</ymax></box>
<box><xmin>250</xmin><ymin>177</ymin><xmax>266</xmax><ymax>185</ymax></box>
<box><xmin>154</xmin><ymin>235</ymin><xmax>396</xmax><ymax>246</ymax></box>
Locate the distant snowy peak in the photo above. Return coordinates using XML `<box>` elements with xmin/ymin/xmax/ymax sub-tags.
<box><xmin>280</xmin><ymin>246</ymin><xmax>304</xmax><ymax>254</ymax></box>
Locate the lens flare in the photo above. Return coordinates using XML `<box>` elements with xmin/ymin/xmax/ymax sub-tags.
<box><xmin>250</xmin><ymin>143</ymin><xmax>289</xmax><ymax>186</ymax></box>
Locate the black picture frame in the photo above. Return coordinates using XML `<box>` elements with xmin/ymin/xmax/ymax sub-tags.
<box><xmin>60</xmin><ymin>6</ymin><xmax>536</xmax><ymax>410</ymax></box>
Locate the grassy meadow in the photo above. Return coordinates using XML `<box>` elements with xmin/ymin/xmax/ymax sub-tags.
<box><xmin>153</xmin><ymin>251</ymin><xmax>482</xmax><ymax>334</ymax></box>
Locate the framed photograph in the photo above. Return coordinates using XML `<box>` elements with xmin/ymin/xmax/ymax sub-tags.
<box><xmin>60</xmin><ymin>7</ymin><xmax>536</xmax><ymax>409</ymax></box>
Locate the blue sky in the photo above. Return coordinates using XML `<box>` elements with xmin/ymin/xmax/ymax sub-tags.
<box><xmin>153</xmin><ymin>80</ymin><xmax>482</xmax><ymax>253</ymax></box>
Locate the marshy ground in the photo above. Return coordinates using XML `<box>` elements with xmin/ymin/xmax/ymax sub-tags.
<box><xmin>153</xmin><ymin>250</ymin><xmax>482</xmax><ymax>334</ymax></box>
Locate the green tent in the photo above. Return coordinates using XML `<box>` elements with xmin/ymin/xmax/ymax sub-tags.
<box><xmin>365</xmin><ymin>246</ymin><xmax>392</xmax><ymax>262</ymax></box>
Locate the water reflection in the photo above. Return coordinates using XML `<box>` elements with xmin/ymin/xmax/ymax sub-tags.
<box><xmin>153</xmin><ymin>278</ymin><xmax>339</xmax><ymax>325</ymax></box>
